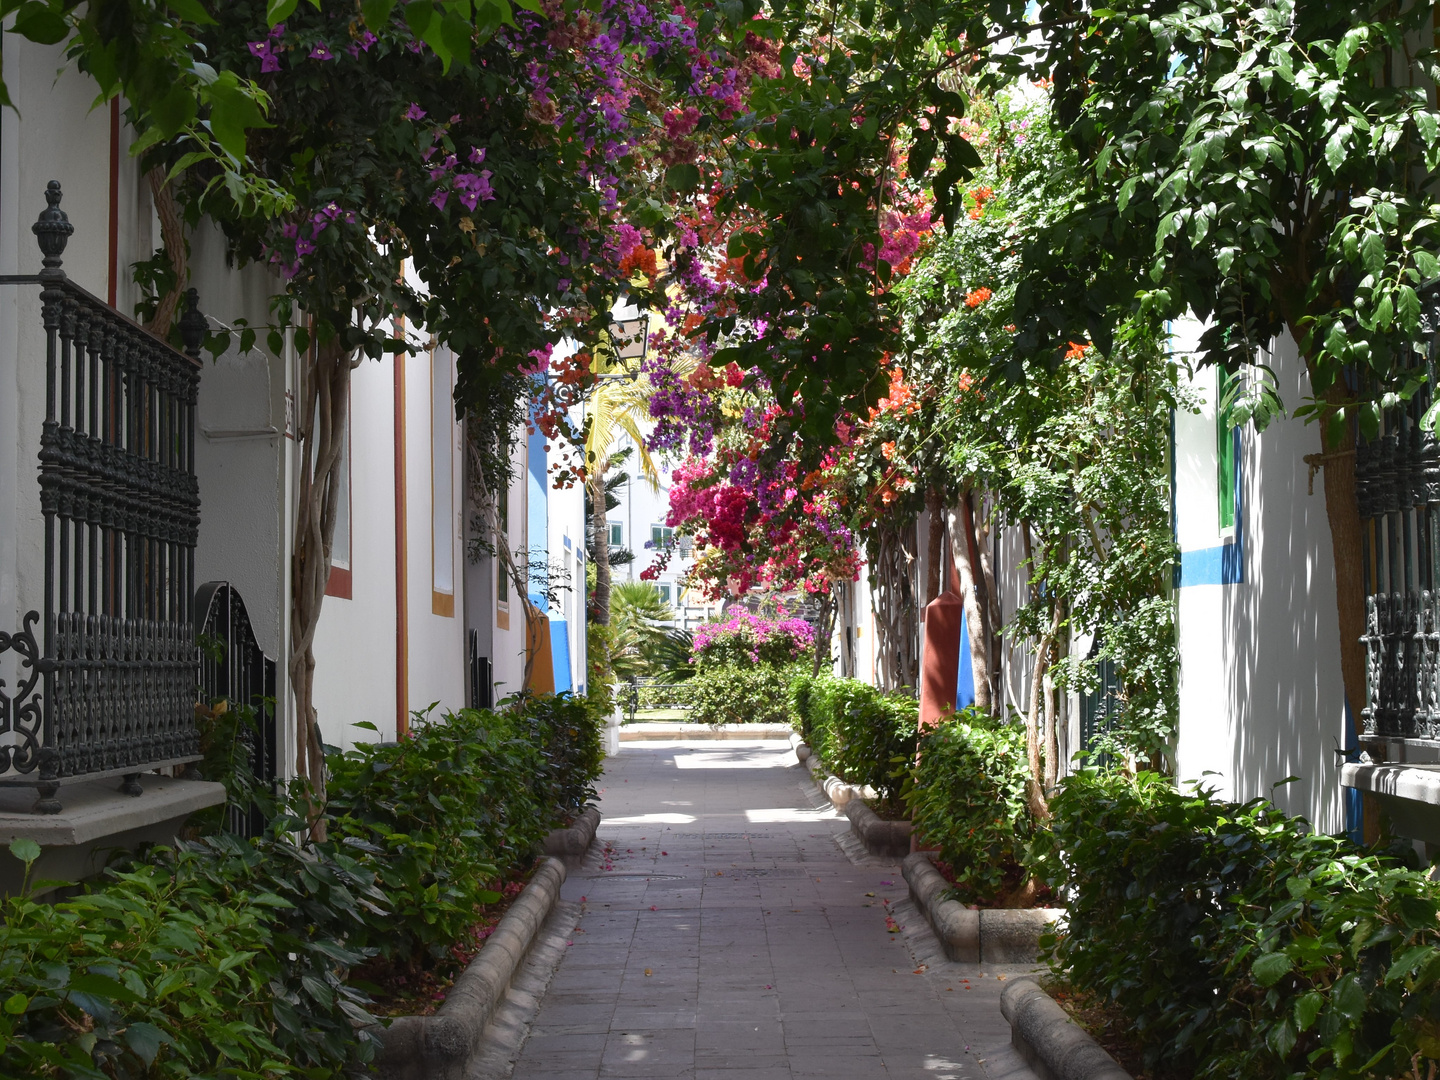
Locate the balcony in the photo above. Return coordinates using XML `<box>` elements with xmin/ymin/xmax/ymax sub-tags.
<box><xmin>1</xmin><ymin>183</ymin><xmax>229</xmax><ymax>890</ymax></box>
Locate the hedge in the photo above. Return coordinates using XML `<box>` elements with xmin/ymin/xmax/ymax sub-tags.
<box><xmin>789</xmin><ymin>674</ymin><xmax>917</xmax><ymax>807</ymax></box>
<box><xmin>907</xmin><ymin>708</ymin><xmax>1034</xmax><ymax>904</ymax></box>
<box><xmin>0</xmin><ymin>691</ymin><xmax>608</xmax><ymax>1079</ymax></box>
<box><xmin>1037</xmin><ymin>770</ymin><xmax>1440</xmax><ymax>1078</ymax></box>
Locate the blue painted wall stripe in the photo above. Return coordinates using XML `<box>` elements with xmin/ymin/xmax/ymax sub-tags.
<box><xmin>1176</xmin><ymin>426</ymin><xmax>1244</xmax><ymax>588</ymax></box>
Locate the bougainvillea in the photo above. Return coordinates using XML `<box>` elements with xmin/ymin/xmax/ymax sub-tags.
<box><xmin>692</xmin><ymin>611</ymin><xmax>815</xmax><ymax>667</ymax></box>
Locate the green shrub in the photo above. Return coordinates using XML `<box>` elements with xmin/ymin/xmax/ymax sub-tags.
<box><xmin>1038</xmin><ymin>770</ymin><xmax>1440</xmax><ymax>1078</ymax></box>
<box><xmin>513</xmin><ymin>690</ymin><xmax>606</xmax><ymax>820</ymax></box>
<box><xmin>789</xmin><ymin>674</ymin><xmax>820</xmax><ymax>744</ymax></box>
<box><xmin>907</xmin><ymin>709</ymin><xmax>1033</xmax><ymax>904</ymax></box>
<box><xmin>0</xmin><ymin>697</ymin><xmax>607</xmax><ymax>1078</ymax></box>
<box><xmin>792</xmin><ymin>675</ymin><xmax>917</xmax><ymax>807</ymax></box>
<box><xmin>684</xmin><ymin>663</ymin><xmax>801</xmax><ymax>725</ymax></box>
<box><xmin>0</xmin><ymin>831</ymin><xmax>382</xmax><ymax>1080</ymax></box>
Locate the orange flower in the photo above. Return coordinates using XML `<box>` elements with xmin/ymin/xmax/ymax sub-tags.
<box><xmin>1064</xmin><ymin>340</ymin><xmax>1089</xmax><ymax>360</ymax></box>
<box><xmin>964</xmin><ymin>286</ymin><xmax>992</xmax><ymax>309</ymax></box>
<box><xmin>881</xmin><ymin>441</ymin><xmax>897</xmax><ymax>461</ymax></box>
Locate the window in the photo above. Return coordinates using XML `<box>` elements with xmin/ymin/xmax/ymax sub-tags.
<box><xmin>650</xmin><ymin>524</ymin><xmax>674</xmax><ymax>549</ymax></box>
<box><xmin>608</xmin><ymin>521</ymin><xmax>623</xmax><ymax>548</ymax></box>
<box><xmin>1217</xmin><ymin>368</ymin><xmax>1237</xmax><ymax>538</ymax></box>
<box><xmin>657</xmin><ymin>584</ymin><xmax>672</xmax><ymax>605</ymax></box>
<box><xmin>678</xmin><ymin>535</ymin><xmax>693</xmax><ymax>558</ymax></box>
<box><xmin>325</xmin><ymin>386</ymin><xmax>352</xmax><ymax>599</ymax></box>
<box><xmin>431</xmin><ymin>347</ymin><xmax>455</xmax><ymax>616</ymax></box>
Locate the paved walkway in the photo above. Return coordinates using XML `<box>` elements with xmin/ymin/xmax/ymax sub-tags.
<box><xmin>495</xmin><ymin>738</ymin><xmax>1038</xmax><ymax>1080</ymax></box>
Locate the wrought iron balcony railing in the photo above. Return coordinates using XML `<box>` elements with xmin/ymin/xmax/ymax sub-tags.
<box><xmin>0</xmin><ymin>182</ymin><xmax>209</xmax><ymax>811</ymax></box>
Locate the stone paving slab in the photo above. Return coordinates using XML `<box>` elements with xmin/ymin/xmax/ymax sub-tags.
<box><xmin>491</xmin><ymin>738</ymin><xmax>1040</xmax><ymax>1080</ymax></box>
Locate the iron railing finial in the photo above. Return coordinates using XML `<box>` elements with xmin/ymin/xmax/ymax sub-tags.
<box><xmin>31</xmin><ymin>181</ymin><xmax>73</xmax><ymax>272</ymax></box>
<box><xmin>179</xmin><ymin>287</ymin><xmax>207</xmax><ymax>359</ymax></box>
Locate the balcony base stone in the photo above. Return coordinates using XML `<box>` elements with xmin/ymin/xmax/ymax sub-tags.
<box><xmin>0</xmin><ymin>774</ymin><xmax>225</xmax><ymax>895</ymax></box>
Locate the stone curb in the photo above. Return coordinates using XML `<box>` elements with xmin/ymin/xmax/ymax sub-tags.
<box><xmin>1000</xmin><ymin>977</ymin><xmax>1133</xmax><ymax>1080</ymax></box>
<box><xmin>620</xmin><ymin>722</ymin><xmax>797</xmax><ymax>741</ymax></box>
<box><xmin>372</xmin><ymin>814</ymin><xmax>596</xmax><ymax>1080</ymax></box>
<box><xmin>542</xmin><ymin>805</ymin><xmax>601</xmax><ymax>867</ymax></box>
<box><xmin>903</xmin><ymin>851</ymin><xmax>1064</xmax><ymax>964</ymax></box>
<box><xmin>843</xmin><ymin>799</ymin><xmax>913</xmax><ymax>858</ymax></box>
<box><xmin>798</xmin><ymin>741</ymin><xmax>911</xmax><ymax>857</ymax></box>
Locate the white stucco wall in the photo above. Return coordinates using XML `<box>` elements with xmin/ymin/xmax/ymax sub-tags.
<box><xmin>1173</xmin><ymin>328</ymin><xmax>1347</xmax><ymax>831</ymax></box>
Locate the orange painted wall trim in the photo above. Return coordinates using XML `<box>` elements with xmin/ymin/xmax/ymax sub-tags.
<box><xmin>394</xmin><ymin>349</ymin><xmax>409</xmax><ymax>739</ymax></box>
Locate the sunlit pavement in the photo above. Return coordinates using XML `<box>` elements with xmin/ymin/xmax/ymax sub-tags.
<box><xmin>501</xmin><ymin>739</ymin><xmax>1031</xmax><ymax>1080</ymax></box>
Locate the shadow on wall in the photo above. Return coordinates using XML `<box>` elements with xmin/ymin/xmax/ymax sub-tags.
<box><xmin>1222</xmin><ymin>337</ymin><xmax>1346</xmax><ymax>833</ymax></box>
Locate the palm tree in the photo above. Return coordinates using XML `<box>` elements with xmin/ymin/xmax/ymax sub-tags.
<box><xmin>585</xmin><ymin>339</ymin><xmax>662</xmax><ymax>626</ymax></box>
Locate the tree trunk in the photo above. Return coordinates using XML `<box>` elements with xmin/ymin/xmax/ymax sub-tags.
<box><xmin>288</xmin><ymin>337</ymin><xmax>355</xmax><ymax>832</ymax></box>
<box><xmin>925</xmin><ymin>486</ymin><xmax>945</xmax><ymax>604</ymax></box>
<box><xmin>813</xmin><ymin>590</ymin><xmax>837</xmax><ymax>676</ymax></box>
<box><xmin>952</xmin><ymin>494</ymin><xmax>994</xmax><ymax>712</ymax></box>
<box><xmin>1026</xmin><ymin>601</ymin><xmax>1062</xmax><ymax>821</ymax></box>
<box><xmin>973</xmin><ymin>497</ymin><xmax>1004</xmax><ymax>707</ymax></box>
<box><xmin>1295</xmin><ymin>350</ymin><xmax>1366</xmax><ymax>749</ymax></box>
<box><xmin>145</xmin><ymin>167</ymin><xmax>188</xmax><ymax>337</ymax></box>
<box><xmin>590</xmin><ymin>462</ymin><xmax>613</xmax><ymax>625</ymax></box>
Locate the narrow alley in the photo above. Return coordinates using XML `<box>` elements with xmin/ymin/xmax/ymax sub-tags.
<box><xmin>483</xmin><ymin>737</ymin><xmax>1037</xmax><ymax>1080</ymax></box>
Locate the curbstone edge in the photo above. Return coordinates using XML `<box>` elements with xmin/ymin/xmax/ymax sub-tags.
<box><xmin>371</xmin><ymin>825</ymin><xmax>587</xmax><ymax>1079</ymax></box>
<box><xmin>902</xmin><ymin>851</ymin><xmax>1063</xmax><ymax>964</ymax></box>
<box><xmin>902</xmin><ymin>851</ymin><xmax>980</xmax><ymax>961</ymax></box>
<box><xmin>1000</xmin><ymin>978</ymin><xmax>1133</xmax><ymax>1080</ymax></box>
<box><xmin>543</xmin><ymin>805</ymin><xmax>601</xmax><ymax>866</ymax></box>
<box><xmin>842</xmin><ymin>798</ymin><xmax>913</xmax><ymax>858</ymax></box>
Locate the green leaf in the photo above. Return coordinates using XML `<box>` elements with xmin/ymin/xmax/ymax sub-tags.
<box><xmin>2</xmin><ymin>994</ymin><xmax>27</xmax><ymax>1016</ymax></box>
<box><xmin>266</xmin><ymin>0</ymin><xmax>300</xmax><ymax>26</ymax></box>
<box><xmin>123</xmin><ymin>1022</ymin><xmax>168</xmax><ymax>1066</ymax></box>
<box><xmin>665</xmin><ymin>163</ymin><xmax>701</xmax><ymax>192</ymax></box>
<box><xmin>69</xmin><ymin>973</ymin><xmax>141</xmax><ymax>1004</ymax></box>
<box><xmin>151</xmin><ymin>83</ymin><xmax>198</xmax><ymax>140</ymax></box>
<box><xmin>1330</xmin><ymin>972</ymin><xmax>1367</xmax><ymax>1022</ymax></box>
<box><xmin>8</xmin><ymin>837</ymin><xmax>40</xmax><ymax>865</ymax></box>
<box><xmin>12</xmin><ymin>3</ymin><xmax>69</xmax><ymax>45</ymax></box>
<box><xmin>362</xmin><ymin>0</ymin><xmax>397</xmax><ymax>26</ymax></box>
<box><xmin>166</xmin><ymin>0</ymin><xmax>216</xmax><ymax>22</ymax></box>
<box><xmin>1335</xmin><ymin>26</ymin><xmax>1365</xmax><ymax>77</ymax></box>
<box><xmin>405</xmin><ymin>0</ymin><xmax>434</xmax><ymax>37</ymax></box>
<box><xmin>1325</xmin><ymin>126</ymin><xmax>1349</xmax><ymax>172</ymax></box>
<box><xmin>1252</xmin><ymin>950</ymin><xmax>1293</xmax><ymax>987</ymax></box>
<box><xmin>1295</xmin><ymin>990</ymin><xmax>1324</xmax><ymax>1031</ymax></box>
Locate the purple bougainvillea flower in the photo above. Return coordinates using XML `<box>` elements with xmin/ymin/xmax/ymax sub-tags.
<box><xmin>309</xmin><ymin>42</ymin><xmax>333</xmax><ymax>60</ymax></box>
<box><xmin>469</xmin><ymin>146</ymin><xmax>487</xmax><ymax>165</ymax></box>
<box><xmin>404</xmin><ymin>102</ymin><xmax>427</xmax><ymax>121</ymax></box>
<box><xmin>247</xmin><ymin>41</ymin><xmax>282</xmax><ymax>73</ymax></box>
<box><xmin>430</xmin><ymin>189</ymin><xmax>449</xmax><ymax>211</ymax></box>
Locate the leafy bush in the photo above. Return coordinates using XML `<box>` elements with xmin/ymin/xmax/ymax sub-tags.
<box><xmin>1038</xmin><ymin>770</ymin><xmax>1440</xmax><ymax>1078</ymax></box>
<box><xmin>513</xmin><ymin>690</ymin><xmax>606</xmax><ymax>821</ymax></box>
<box><xmin>684</xmin><ymin>662</ymin><xmax>801</xmax><ymax>725</ymax></box>
<box><xmin>0</xmin><ymin>830</ymin><xmax>383</xmax><ymax>1080</ymax></box>
<box><xmin>791</xmin><ymin>675</ymin><xmax>917</xmax><ymax>807</ymax></box>
<box><xmin>327</xmin><ymin>708</ymin><xmax>543</xmax><ymax>966</ymax></box>
<box><xmin>328</xmin><ymin>695</ymin><xmax>603</xmax><ymax>965</ymax></box>
<box><xmin>907</xmin><ymin>709</ymin><xmax>1034</xmax><ymax>904</ymax></box>
<box><xmin>692</xmin><ymin>611</ymin><xmax>814</xmax><ymax>666</ymax></box>
<box><xmin>0</xmin><ymin>694</ymin><xmax>607</xmax><ymax>1078</ymax></box>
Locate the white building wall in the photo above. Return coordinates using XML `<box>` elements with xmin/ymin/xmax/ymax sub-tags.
<box><xmin>402</xmin><ymin>345</ymin><xmax>466</xmax><ymax>718</ymax></box>
<box><xmin>1173</xmin><ymin>327</ymin><xmax>1347</xmax><ymax>831</ymax></box>
<box><xmin>310</xmin><ymin>355</ymin><xmax>401</xmax><ymax>750</ymax></box>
